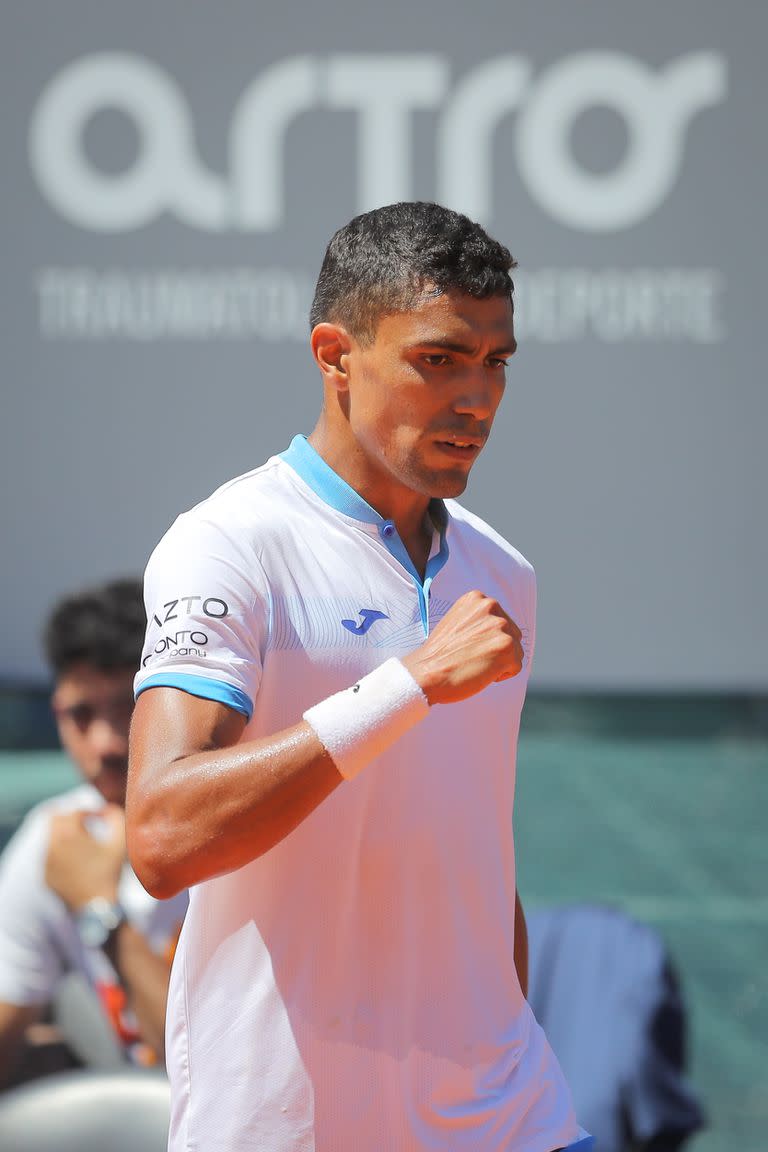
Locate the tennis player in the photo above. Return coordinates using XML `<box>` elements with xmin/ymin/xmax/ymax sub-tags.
<box><xmin>127</xmin><ymin>202</ymin><xmax>592</xmax><ymax>1151</ymax></box>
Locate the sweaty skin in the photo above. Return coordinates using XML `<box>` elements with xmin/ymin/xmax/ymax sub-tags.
<box><xmin>128</xmin><ymin>290</ymin><xmax>523</xmax><ymax>902</ymax></box>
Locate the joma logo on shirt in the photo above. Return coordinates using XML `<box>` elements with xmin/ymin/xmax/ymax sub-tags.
<box><xmin>341</xmin><ymin>609</ymin><xmax>389</xmax><ymax>635</ymax></box>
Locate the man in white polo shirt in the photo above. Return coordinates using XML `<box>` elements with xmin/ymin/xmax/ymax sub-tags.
<box><xmin>0</xmin><ymin>580</ymin><xmax>187</xmax><ymax>1087</ymax></box>
<box><xmin>128</xmin><ymin>202</ymin><xmax>591</xmax><ymax>1151</ymax></box>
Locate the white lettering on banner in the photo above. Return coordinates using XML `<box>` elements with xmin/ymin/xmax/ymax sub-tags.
<box><xmin>29</xmin><ymin>55</ymin><xmax>228</xmax><ymax>232</ymax></box>
<box><xmin>36</xmin><ymin>268</ymin><xmax>314</xmax><ymax>340</ymax></box>
<box><xmin>515</xmin><ymin>54</ymin><xmax>727</xmax><ymax>231</ymax></box>
<box><xmin>513</xmin><ymin>269</ymin><xmax>724</xmax><ymax>343</ymax></box>
<box><xmin>29</xmin><ymin>51</ymin><xmax>727</xmax><ymax>234</ymax></box>
<box><xmin>35</xmin><ymin>266</ymin><xmax>724</xmax><ymax>343</ymax></box>
<box><xmin>326</xmin><ymin>56</ymin><xmax>449</xmax><ymax>211</ymax></box>
<box><xmin>231</xmin><ymin>56</ymin><xmax>321</xmax><ymax>231</ymax></box>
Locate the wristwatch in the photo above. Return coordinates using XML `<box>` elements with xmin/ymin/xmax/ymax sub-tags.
<box><xmin>75</xmin><ymin>898</ymin><xmax>126</xmax><ymax>949</ymax></box>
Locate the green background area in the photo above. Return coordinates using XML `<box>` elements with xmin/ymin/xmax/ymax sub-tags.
<box><xmin>516</xmin><ymin>726</ymin><xmax>767</xmax><ymax>1152</ymax></box>
<box><xmin>1</xmin><ymin>695</ymin><xmax>766</xmax><ymax>1151</ymax></box>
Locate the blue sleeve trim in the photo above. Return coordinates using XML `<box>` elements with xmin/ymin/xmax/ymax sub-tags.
<box><xmin>136</xmin><ymin>673</ymin><xmax>253</xmax><ymax>720</ymax></box>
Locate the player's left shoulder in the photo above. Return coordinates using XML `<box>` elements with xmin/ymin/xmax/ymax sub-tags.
<box><xmin>444</xmin><ymin>499</ymin><xmax>535</xmax><ymax>583</ymax></box>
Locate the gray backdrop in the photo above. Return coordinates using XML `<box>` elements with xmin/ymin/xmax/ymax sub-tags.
<box><xmin>2</xmin><ymin>2</ymin><xmax>765</xmax><ymax>689</ymax></box>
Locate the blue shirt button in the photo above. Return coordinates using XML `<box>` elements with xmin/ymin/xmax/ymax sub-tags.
<box><xmin>381</xmin><ymin>521</ymin><xmax>396</xmax><ymax>539</ymax></box>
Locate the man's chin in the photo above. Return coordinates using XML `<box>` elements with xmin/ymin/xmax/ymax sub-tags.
<box><xmin>423</xmin><ymin>469</ymin><xmax>471</xmax><ymax>499</ymax></box>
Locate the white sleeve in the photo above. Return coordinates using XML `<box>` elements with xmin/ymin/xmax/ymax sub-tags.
<box><xmin>0</xmin><ymin>809</ymin><xmax>65</xmax><ymax>1005</ymax></box>
<box><xmin>134</xmin><ymin>511</ymin><xmax>270</xmax><ymax>721</ymax></box>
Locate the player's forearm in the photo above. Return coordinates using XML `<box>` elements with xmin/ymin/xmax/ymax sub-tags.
<box><xmin>104</xmin><ymin>923</ymin><xmax>170</xmax><ymax>1059</ymax></box>
<box><xmin>128</xmin><ymin>722</ymin><xmax>341</xmax><ymax>899</ymax></box>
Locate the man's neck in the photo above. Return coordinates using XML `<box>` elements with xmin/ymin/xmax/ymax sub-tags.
<box><xmin>307</xmin><ymin>427</ymin><xmax>436</xmax><ymax>579</ymax></box>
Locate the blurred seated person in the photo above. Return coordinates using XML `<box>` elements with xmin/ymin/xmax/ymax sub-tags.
<box><xmin>0</xmin><ymin>579</ymin><xmax>188</xmax><ymax>1088</ymax></box>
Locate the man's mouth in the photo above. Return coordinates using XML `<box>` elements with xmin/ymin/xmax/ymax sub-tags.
<box><xmin>434</xmin><ymin>434</ymin><xmax>484</xmax><ymax>457</ymax></box>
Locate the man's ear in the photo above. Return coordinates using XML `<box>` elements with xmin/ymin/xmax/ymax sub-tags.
<box><xmin>311</xmin><ymin>323</ymin><xmax>353</xmax><ymax>392</ymax></box>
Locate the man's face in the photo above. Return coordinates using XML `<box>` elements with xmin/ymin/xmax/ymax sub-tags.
<box><xmin>51</xmin><ymin>664</ymin><xmax>135</xmax><ymax>806</ymax></box>
<box><xmin>344</xmin><ymin>289</ymin><xmax>516</xmax><ymax>500</ymax></box>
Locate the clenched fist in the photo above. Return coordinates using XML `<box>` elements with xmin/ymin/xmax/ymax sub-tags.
<box><xmin>402</xmin><ymin>590</ymin><xmax>523</xmax><ymax>705</ymax></box>
<box><xmin>45</xmin><ymin>805</ymin><xmax>126</xmax><ymax>913</ymax></box>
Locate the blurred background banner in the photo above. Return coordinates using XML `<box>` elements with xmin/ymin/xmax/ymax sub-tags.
<box><xmin>2</xmin><ymin>1</ymin><xmax>765</xmax><ymax>688</ymax></box>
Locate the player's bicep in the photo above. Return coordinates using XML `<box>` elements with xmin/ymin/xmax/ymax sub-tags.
<box><xmin>130</xmin><ymin>686</ymin><xmax>246</xmax><ymax>781</ymax></box>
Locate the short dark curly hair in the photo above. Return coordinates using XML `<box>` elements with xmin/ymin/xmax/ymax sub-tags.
<box><xmin>43</xmin><ymin>578</ymin><xmax>146</xmax><ymax>676</ymax></box>
<box><xmin>309</xmin><ymin>201</ymin><xmax>516</xmax><ymax>344</ymax></box>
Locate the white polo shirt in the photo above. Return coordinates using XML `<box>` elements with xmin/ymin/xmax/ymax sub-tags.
<box><xmin>135</xmin><ymin>435</ymin><xmax>590</xmax><ymax>1152</ymax></box>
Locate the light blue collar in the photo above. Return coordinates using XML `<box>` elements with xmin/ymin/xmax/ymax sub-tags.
<box><xmin>280</xmin><ymin>434</ymin><xmax>448</xmax><ymax>535</ymax></box>
<box><xmin>280</xmin><ymin>435</ymin><xmax>449</xmax><ymax>595</ymax></box>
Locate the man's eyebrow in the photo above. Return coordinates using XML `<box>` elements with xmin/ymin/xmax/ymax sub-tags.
<box><xmin>497</xmin><ymin>338</ymin><xmax>518</xmax><ymax>357</ymax></box>
<box><xmin>408</xmin><ymin>338</ymin><xmax>518</xmax><ymax>356</ymax></box>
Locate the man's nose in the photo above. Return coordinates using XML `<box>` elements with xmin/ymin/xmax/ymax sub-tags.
<box><xmin>452</xmin><ymin>378</ymin><xmax>495</xmax><ymax>420</ymax></box>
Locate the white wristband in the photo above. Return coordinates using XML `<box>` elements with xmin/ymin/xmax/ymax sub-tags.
<box><xmin>303</xmin><ymin>658</ymin><xmax>429</xmax><ymax>780</ymax></box>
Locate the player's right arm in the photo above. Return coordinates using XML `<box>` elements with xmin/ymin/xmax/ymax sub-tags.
<box><xmin>128</xmin><ymin>589</ymin><xmax>522</xmax><ymax>899</ymax></box>
<box><xmin>127</xmin><ymin>689</ymin><xmax>341</xmax><ymax>898</ymax></box>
